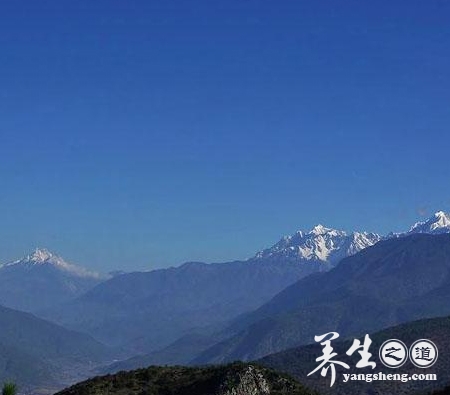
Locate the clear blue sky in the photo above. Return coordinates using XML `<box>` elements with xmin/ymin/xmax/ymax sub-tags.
<box><xmin>1</xmin><ymin>0</ymin><xmax>449</xmax><ymax>271</ymax></box>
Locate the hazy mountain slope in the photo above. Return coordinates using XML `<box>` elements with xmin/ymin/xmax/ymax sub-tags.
<box><xmin>55</xmin><ymin>363</ymin><xmax>316</xmax><ymax>395</ymax></box>
<box><xmin>0</xmin><ymin>304</ymin><xmax>115</xmax><ymax>393</ymax></box>
<box><xmin>260</xmin><ymin>315</ymin><xmax>450</xmax><ymax>395</ymax></box>
<box><xmin>102</xmin><ymin>333</ymin><xmax>220</xmax><ymax>374</ymax></box>
<box><xmin>42</xmin><ymin>259</ymin><xmax>321</xmax><ymax>353</ymax></box>
<box><xmin>0</xmin><ymin>342</ymin><xmax>56</xmax><ymax>391</ymax></box>
<box><xmin>0</xmin><ymin>305</ymin><xmax>111</xmax><ymax>362</ymax></box>
<box><xmin>194</xmin><ymin>234</ymin><xmax>450</xmax><ymax>363</ymax></box>
<box><xmin>0</xmin><ymin>249</ymin><xmax>104</xmax><ymax>312</ymax></box>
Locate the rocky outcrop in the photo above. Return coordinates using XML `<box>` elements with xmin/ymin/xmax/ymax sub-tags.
<box><xmin>223</xmin><ymin>366</ymin><xmax>270</xmax><ymax>395</ymax></box>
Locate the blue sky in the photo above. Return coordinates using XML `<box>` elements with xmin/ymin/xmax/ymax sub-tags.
<box><xmin>1</xmin><ymin>1</ymin><xmax>449</xmax><ymax>271</ymax></box>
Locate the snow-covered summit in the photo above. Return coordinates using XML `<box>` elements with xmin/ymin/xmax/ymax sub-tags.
<box><xmin>254</xmin><ymin>211</ymin><xmax>450</xmax><ymax>266</ymax></box>
<box><xmin>309</xmin><ymin>224</ymin><xmax>344</xmax><ymax>236</ymax></box>
<box><xmin>254</xmin><ymin>225</ymin><xmax>382</xmax><ymax>265</ymax></box>
<box><xmin>23</xmin><ymin>248</ymin><xmax>58</xmax><ymax>263</ymax></box>
<box><xmin>3</xmin><ymin>248</ymin><xmax>102</xmax><ymax>279</ymax></box>
<box><xmin>409</xmin><ymin>211</ymin><xmax>450</xmax><ymax>234</ymax></box>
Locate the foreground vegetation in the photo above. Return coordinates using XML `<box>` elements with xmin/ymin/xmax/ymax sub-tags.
<box><xmin>2</xmin><ymin>382</ymin><xmax>17</xmax><ymax>395</ymax></box>
<box><xmin>54</xmin><ymin>363</ymin><xmax>316</xmax><ymax>395</ymax></box>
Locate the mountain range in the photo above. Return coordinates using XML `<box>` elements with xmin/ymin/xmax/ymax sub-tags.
<box><xmin>194</xmin><ymin>232</ymin><xmax>450</xmax><ymax>363</ymax></box>
<box><xmin>1</xmin><ymin>210</ymin><xmax>450</xmax><ymax>392</ymax></box>
<box><xmin>95</xmin><ymin>211</ymin><xmax>450</xmax><ymax>372</ymax></box>
<box><xmin>253</xmin><ymin>224</ymin><xmax>381</xmax><ymax>265</ymax></box>
<box><xmin>254</xmin><ymin>210</ymin><xmax>450</xmax><ymax>264</ymax></box>
<box><xmin>3</xmin><ymin>211</ymin><xmax>447</xmax><ymax>316</ymax></box>
<box><xmin>32</xmin><ymin>215</ymin><xmax>399</xmax><ymax>353</ymax></box>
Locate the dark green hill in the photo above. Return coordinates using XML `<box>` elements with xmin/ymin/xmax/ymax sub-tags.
<box><xmin>54</xmin><ymin>363</ymin><xmax>317</xmax><ymax>395</ymax></box>
<box><xmin>260</xmin><ymin>315</ymin><xmax>450</xmax><ymax>395</ymax></box>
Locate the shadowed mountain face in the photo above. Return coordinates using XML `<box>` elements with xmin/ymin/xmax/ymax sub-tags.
<box><xmin>54</xmin><ymin>363</ymin><xmax>316</xmax><ymax>395</ymax></box>
<box><xmin>260</xmin><ymin>315</ymin><xmax>450</xmax><ymax>395</ymax></box>
<box><xmin>0</xmin><ymin>304</ymin><xmax>114</xmax><ymax>393</ymax></box>
<box><xmin>0</xmin><ymin>248</ymin><xmax>104</xmax><ymax>313</ymax></box>
<box><xmin>194</xmin><ymin>234</ymin><xmax>450</xmax><ymax>363</ymax></box>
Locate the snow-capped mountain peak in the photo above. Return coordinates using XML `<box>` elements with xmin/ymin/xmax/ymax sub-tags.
<box><xmin>310</xmin><ymin>224</ymin><xmax>336</xmax><ymax>235</ymax></box>
<box><xmin>254</xmin><ymin>225</ymin><xmax>382</xmax><ymax>265</ymax></box>
<box><xmin>25</xmin><ymin>248</ymin><xmax>59</xmax><ymax>264</ymax></box>
<box><xmin>409</xmin><ymin>211</ymin><xmax>450</xmax><ymax>234</ymax></box>
<box><xmin>254</xmin><ymin>210</ymin><xmax>450</xmax><ymax>267</ymax></box>
<box><xmin>4</xmin><ymin>248</ymin><xmax>103</xmax><ymax>279</ymax></box>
